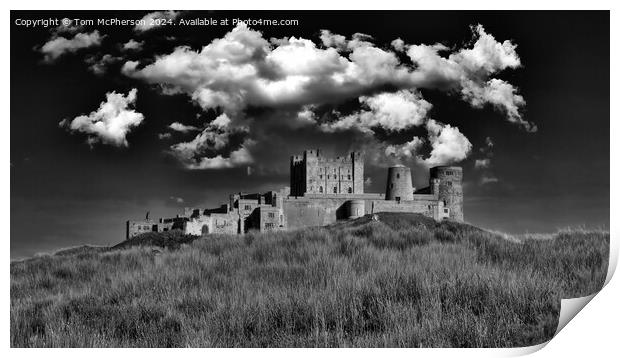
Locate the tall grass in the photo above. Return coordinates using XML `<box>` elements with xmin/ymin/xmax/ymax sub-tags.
<box><xmin>10</xmin><ymin>213</ymin><xmax>609</xmax><ymax>347</ymax></box>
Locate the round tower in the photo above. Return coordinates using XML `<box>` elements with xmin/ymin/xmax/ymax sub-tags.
<box><xmin>430</xmin><ymin>166</ymin><xmax>464</xmax><ymax>222</ymax></box>
<box><xmin>347</xmin><ymin>199</ymin><xmax>365</xmax><ymax>219</ymax></box>
<box><xmin>385</xmin><ymin>165</ymin><xmax>414</xmax><ymax>201</ymax></box>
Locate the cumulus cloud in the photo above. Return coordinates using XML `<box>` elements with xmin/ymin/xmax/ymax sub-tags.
<box><xmin>391</xmin><ymin>38</ymin><xmax>405</xmax><ymax>52</ymax></box>
<box><xmin>121</xmin><ymin>23</ymin><xmax>530</xmax><ymax>169</ymax></box>
<box><xmin>381</xmin><ymin>119</ymin><xmax>471</xmax><ymax>167</ymax></box>
<box><xmin>319</xmin><ymin>29</ymin><xmax>347</xmax><ymax>50</ymax></box>
<box><xmin>385</xmin><ymin>137</ymin><xmax>424</xmax><ymax>158</ymax></box>
<box><xmin>59</xmin><ymin>89</ymin><xmax>144</xmax><ymax>147</ymax></box>
<box><xmin>323</xmin><ymin>90</ymin><xmax>432</xmax><ymax>133</ymax></box>
<box><xmin>122</xmin><ymin>39</ymin><xmax>144</xmax><ymax>51</ymax></box>
<box><xmin>158</xmin><ymin>132</ymin><xmax>172</xmax><ymax>140</ymax></box>
<box><xmin>169</xmin><ymin>122</ymin><xmax>200</xmax><ymax>133</ymax></box>
<box><xmin>424</xmin><ymin>119</ymin><xmax>472</xmax><ymax>166</ymax></box>
<box><xmin>40</xmin><ymin>30</ymin><xmax>104</xmax><ymax>62</ymax></box>
<box><xmin>171</xmin><ymin>139</ymin><xmax>254</xmax><ymax>170</ymax></box>
<box><xmin>134</xmin><ymin>11</ymin><xmax>180</xmax><ymax>32</ymax></box>
<box><xmin>405</xmin><ymin>25</ymin><xmax>534</xmax><ymax>131</ymax></box>
<box><xmin>168</xmin><ymin>114</ymin><xmax>251</xmax><ymax>169</ymax></box>
<box><xmin>461</xmin><ymin>78</ymin><xmax>534</xmax><ymax>131</ymax></box>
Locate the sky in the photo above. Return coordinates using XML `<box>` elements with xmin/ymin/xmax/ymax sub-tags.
<box><xmin>10</xmin><ymin>10</ymin><xmax>609</xmax><ymax>258</ymax></box>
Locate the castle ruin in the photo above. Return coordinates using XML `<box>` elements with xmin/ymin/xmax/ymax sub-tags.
<box><xmin>126</xmin><ymin>149</ymin><xmax>464</xmax><ymax>239</ymax></box>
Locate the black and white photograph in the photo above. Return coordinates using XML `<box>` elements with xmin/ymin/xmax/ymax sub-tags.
<box><xmin>8</xmin><ymin>7</ymin><xmax>613</xmax><ymax>350</ymax></box>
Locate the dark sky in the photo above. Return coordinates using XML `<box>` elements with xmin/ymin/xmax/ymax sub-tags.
<box><xmin>10</xmin><ymin>10</ymin><xmax>609</xmax><ymax>258</ymax></box>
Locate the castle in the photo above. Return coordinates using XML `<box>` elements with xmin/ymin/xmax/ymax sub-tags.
<box><xmin>126</xmin><ymin>149</ymin><xmax>464</xmax><ymax>239</ymax></box>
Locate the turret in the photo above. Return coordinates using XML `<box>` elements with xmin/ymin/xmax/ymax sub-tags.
<box><xmin>385</xmin><ymin>165</ymin><xmax>414</xmax><ymax>201</ymax></box>
<box><xmin>430</xmin><ymin>166</ymin><xmax>464</xmax><ymax>222</ymax></box>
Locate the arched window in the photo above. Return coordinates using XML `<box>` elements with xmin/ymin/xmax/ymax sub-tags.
<box><xmin>319</xmin><ymin>186</ymin><xmax>323</xmax><ymax>193</ymax></box>
<box><xmin>396</xmin><ymin>173</ymin><xmax>400</xmax><ymax>179</ymax></box>
<box><xmin>348</xmin><ymin>187</ymin><xmax>352</xmax><ymax>193</ymax></box>
<box><xmin>333</xmin><ymin>187</ymin><xmax>338</xmax><ymax>193</ymax></box>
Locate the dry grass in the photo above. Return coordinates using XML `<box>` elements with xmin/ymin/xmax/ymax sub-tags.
<box><xmin>10</xmin><ymin>213</ymin><xmax>609</xmax><ymax>347</ymax></box>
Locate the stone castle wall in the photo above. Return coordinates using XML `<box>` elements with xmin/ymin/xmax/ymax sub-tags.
<box><xmin>126</xmin><ymin>150</ymin><xmax>463</xmax><ymax>240</ymax></box>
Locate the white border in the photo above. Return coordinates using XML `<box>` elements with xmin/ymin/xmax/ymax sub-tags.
<box><xmin>4</xmin><ymin>1</ymin><xmax>617</xmax><ymax>357</ymax></box>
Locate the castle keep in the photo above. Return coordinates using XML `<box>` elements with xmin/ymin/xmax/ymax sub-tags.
<box><xmin>126</xmin><ymin>149</ymin><xmax>464</xmax><ymax>239</ymax></box>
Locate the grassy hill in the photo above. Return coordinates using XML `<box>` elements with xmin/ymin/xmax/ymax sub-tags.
<box><xmin>10</xmin><ymin>213</ymin><xmax>609</xmax><ymax>347</ymax></box>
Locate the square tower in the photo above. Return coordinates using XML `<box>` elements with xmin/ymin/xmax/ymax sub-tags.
<box><xmin>289</xmin><ymin>149</ymin><xmax>364</xmax><ymax>196</ymax></box>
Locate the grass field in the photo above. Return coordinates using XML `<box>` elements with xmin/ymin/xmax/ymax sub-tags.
<box><xmin>10</xmin><ymin>213</ymin><xmax>609</xmax><ymax>347</ymax></box>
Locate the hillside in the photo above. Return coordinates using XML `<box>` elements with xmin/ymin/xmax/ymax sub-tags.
<box><xmin>10</xmin><ymin>213</ymin><xmax>609</xmax><ymax>347</ymax></box>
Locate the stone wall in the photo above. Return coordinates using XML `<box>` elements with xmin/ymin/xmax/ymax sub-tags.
<box><xmin>184</xmin><ymin>213</ymin><xmax>238</xmax><ymax>235</ymax></box>
<box><xmin>283</xmin><ymin>191</ymin><xmax>447</xmax><ymax>231</ymax></box>
<box><xmin>126</xmin><ymin>220</ymin><xmax>156</xmax><ymax>239</ymax></box>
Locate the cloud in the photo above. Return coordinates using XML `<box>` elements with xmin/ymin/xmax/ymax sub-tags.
<box><xmin>323</xmin><ymin>90</ymin><xmax>432</xmax><ymax>133</ymax></box>
<box><xmin>391</xmin><ymin>38</ymin><xmax>405</xmax><ymax>52</ymax></box>
<box><xmin>40</xmin><ymin>30</ymin><xmax>104</xmax><ymax>62</ymax></box>
<box><xmin>381</xmin><ymin>119</ymin><xmax>471</xmax><ymax>167</ymax></box>
<box><xmin>169</xmin><ymin>196</ymin><xmax>184</xmax><ymax>204</ymax></box>
<box><xmin>52</xmin><ymin>18</ymin><xmax>83</xmax><ymax>35</ymax></box>
<box><xmin>385</xmin><ymin>137</ymin><xmax>424</xmax><ymax>158</ymax></box>
<box><xmin>424</xmin><ymin>119</ymin><xmax>472</xmax><ymax>166</ymax></box>
<box><xmin>319</xmin><ymin>29</ymin><xmax>347</xmax><ymax>50</ymax></box>
<box><xmin>475</xmin><ymin>158</ymin><xmax>491</xmax><ymax>169</ymax></box>
<box><xmin>481</xmin><ymin>176</ymin><xmax>499</xmax><ymax>185</ymax></box>
<box><xmin>122</xmin><ymin>39</ymin><xmax>144</xmax><ymax>51</ymax></box>
<box><xmin>134</xmin><ymin>11</ymin><xmax>180</xmax><ymax>32</ymax></box>
<box><xmin>169</xmin><ymin>122</ymin><xmax>200</xmax><ymax>133</ymax></box>
<box><xmin>172</xmin><ymin>140</ymin><xmax>255</xmax><ymax>170</ymax></box>
<box><xmin>168</xmin><ymin>114</ymin><xmax>252</xmax><ymax>169</ymax></box>
<box><xmin>121</xmin><ymin>23</ymin><xmax>530</xmax><ymax>170</ymax></box>
<box><xmin>123</xmin><ymin>24</ymin><xmax>529</xmax><ymax>123</ymax></box>
<box><xmin>86</xmin><ymin>54</ymin><xmax>122</xmax><ymax>75</ymax></box>
<box><xmin>485</xmin><ymin>136</ymin><xmax>494</xmax><ymax>148</ymax></box>
<box><xmin>59</xmin><ymin>89</ymin><xmax>144</xmax><ymax>147</ymax></box>
<box><xmin>158</xmin><ymin>132</ymin><xmax>172</xmax><ymax>140</ymax></box>
<box><xmin>404</xmin><ymin>25</ymin><xmax>534</xmax><ymax>131</ymax></box>
<box><xmin>461</xmin><ymin>78</ymin><xmax>534</xmax><ymax>131</ymax></box>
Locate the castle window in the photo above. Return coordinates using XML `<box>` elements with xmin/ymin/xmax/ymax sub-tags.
<box><xmin>348</xmin><ymin>187</ymin><xmax>352</xmax><ymax>193</ymax></box>
<box><xmin>444</xmin><ymin>209</ymin><xmax>449</xmax><ymax>213</ymax></box>
<box><xmin>333</xmin><ymin>187</ymin><xmax>338</xmax><ymax>193</ymax></box>
<box><xmin>265</xmin><ymin>223</ymin><xmax>274</xmax><ymax>229</ymax></box>
<box><xmin>396</xmin><ymin>173</ymin><xmax>400</xmax><ymax>179</ymax></box>
<box><xmin>268</xmin><ymin>212</ymin><xmax>275</xmax><ymax>218</ymax></box>
<box><xmin>244</xmin><ymin>205</ymin><xmax>251</xmax><ymax>210</ymax></box>
<box><xmin>446</xmin><ymin>182</ymin><xmax>452</xmax><ymax>187</ymax></box>
<box><xmin>319</xmin><ymin>186</ymin><xmax>323</xmax><ymax>193</ymax></box>
<box><xmin>348</xmin><ymin>175</ymin><xmax>351</xmax><ymax>180</ymax></box>
<box><xmin>319</xmin><ymin>175</ymin><xmax>323</xmax><ymax>179</ymax></box>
